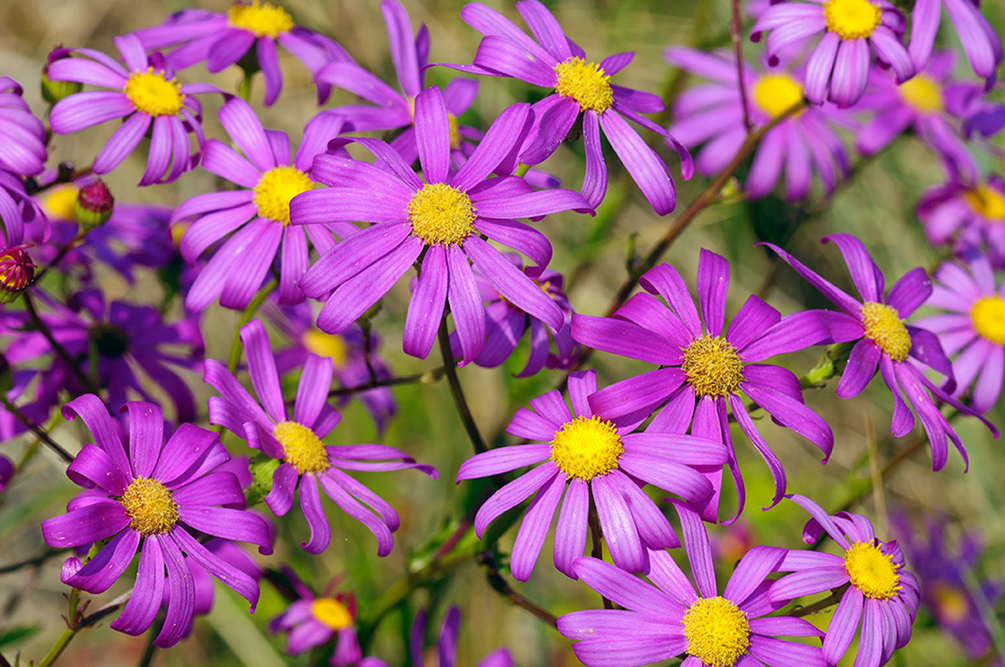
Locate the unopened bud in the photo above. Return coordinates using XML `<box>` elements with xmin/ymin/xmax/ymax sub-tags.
<box><xmin>74</xmin><ymin>179</ymin><xmax>114</xmax><ymax>230</ymax></box>
<box><xmin>41</xmin><ymin>47</ymin><xmax>82</xmax><ymax>104</ymax></box>
<box><xmin>0</xmin><ymin>245</ymin><xmax>36</xmax><ymax>304</ymax></box>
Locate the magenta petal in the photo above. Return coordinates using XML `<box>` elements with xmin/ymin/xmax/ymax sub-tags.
<box><xmin>723</xmin><ymin>545</ymin><xmax>786</xmax><ymax>607</ymax></box>
<box><xmin>62</xmin><ymin>394</ymin><xmax>131</xmax><ymax>474</ymax></box>
<box><xmin>297</xmin><ymin>473</ymin><xmax>331</xmax><ymax>553</ymax></box>
<box><xmin>472</xmin><ymin>35</ymin><xmax>557</xmax><ymax>87</ymax></box>
<box><xmin>573</xmin><ymin>556</ymin><xmax>679</xmax><ymax>613</ymax></box>
<box><xmin>836</xmin><ymin>339</ymin><xmax>881</xmax><ymax>398</ymax></box>
<box><xmin>510</xmin><ymin>471</ymin><xmax>565</xmax><ymax>581</ymax></box>
<box><xmin>822</xmin><ymin>585</ymin><xmax>864</xmax><ymax>664</ymax></box>
<box><xmin>110</xmin><ymin>536</ymin><xmax>165</xmax><ymax>636</ymax></box>
<box><xmin>553</xmin><ymin>478</ymin><xmax>589</xmax><ymax>578</ymax></box>
<box><xmin>153</xmin><ymin>535</ymin><xmax>196</xmax><ymax>648</ymax></box>
<box><xmin>93</xmin><ymin>112</ymin><xmax>151</xmax><ymax>175</ymax></box>
<box><xmin>673</xmin><ymin>500</ymin><xmax>717</xmax><ymax>598</ymax></box>
<box><xmin>49</xmin><ymin>92</ymin><xmax>134</xmax><ymax>134</ymax></box>
<box><xmin>473</xmin><ymin>462</ymin><xmax>560</xmax><ymax>537</ymax></box>
<box><xmin>639</xmin><ymin>264</ymin><xmax>702</xmax><ymax>337</ymax></box>
<box><xmin>265</xmin><ymin>463</ymin><xmax>299</xmax><ymax>516</ymax></box>
<box><xmin>571</xmin><ymin>315</ymin><xmax>683</xmax><ymax>366</ymax></box>
<box><xmin>317</xmin><ymin>472</ymin><xmax>394</xmax><ymax>557</ymax></box>
<box><xmin>697</xmin><ymin>249</ymin><xmax>729</xmax><ymax>336</ymax></box>
<box><xmin>600</xmin><ymin>110</ymin><xmax>676</xmax><ymax>215</ymax></box>
<box><xmin>63</xmin><ymin>528</ymin><xmax>140</xmax><ymax>593</ymax></box>
<box><xmin>593</xmin><ymin>474</ymin><xmax>645</xmax><ymax>573</ymax></box>
<box><xmin>42</xmin><ymin>499</ymin><xmax>130</xmax><ymax>548</ymax></box>
<box><xmin>403</xmin><ymin>245</ymin><xmax>448</xmax><ymax>359</ymax></box>
<box><xmin>769</xmin><ymin>567</ymin><xmax>850</xmax><ymax>603</ymax></box>
<box><xmin>466</xmin><ymin>237</ymin><xmax>564</xmax><ymax>331</ymax></box>
<box><xmin>456</xmin><ymin>444</ymin><xmax>551</xmax><ymax>481</ymax></box>
<box><xmin>453</xmin><ymin>103</ymin><xmax>532</xmax><ymax>192</ymax></box>
<box><xmin>805</xmin><ymin>32</ymin><xmax>840</xmax><ymax>105</ymax></box>
<box><xmin>446</xmin><ymin>246</ymin><xmax>486</xmax><ymax>364</ymax></box>
<box><xmin>414</xmin><ymin>87</ymin><xmax>451</xmax><ymax>184</ymax></box>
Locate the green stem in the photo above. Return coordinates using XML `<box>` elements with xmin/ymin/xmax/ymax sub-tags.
<box><xmin>33</xmin><ymin>230</ymin><xmax>87</xmax><ymax>283</ymax></box>
<box><xmin>326</xmin><ymin>367</ymin><xmax>444</xmax><ymax>398</ymax></box>
<box><xmin>226</xmin><ymin>279</ymin><xmax>278</xmax><ymax>374</ymax></box>
<box><xmin>23</xmin><ymin>290</ymin><xmax>97</xmax><ymax>395</ymax></box>
<box><xmin>237</xmin><ymin>74</ymin><xmax>253</xmax><ymax>102</ymax></box>
<box><xmin>437</xmin><ymin>316</ymin><xmax>487</xmax><ymax>455</ymax></box>
<box><xmin>37</xmin><ymin>588</ymin><xmax>80</xmax><ymax>667</ymax></box>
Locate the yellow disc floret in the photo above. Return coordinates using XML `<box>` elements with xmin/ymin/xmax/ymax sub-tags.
<box><xmin>253</xmin><ymin>166</ymin><xmax>315</xmax><ymax>226</ymax></box>
<box><xmin>970</xmin><ymin>296</ymin><xmax>1005</xmax><ymax>345</ymax></box>
<box><xmin>965</xmin><ymin>185</ymin><xmax>1005</xmax><ymax>221</ymax></box>
<box><xmin>898</xmin><ymin>75</ymin><xmax>943</xmax><ymax>113</ymax></box>
<box><xmin>41</xmin><ymin>185</ymin><xmax>80</xmax><ymax>221</ymax></box>
<box><xmin>752</xmin><ymin>74</ymin><xmax>804</xmax><ymax>120</ymax></box>
<box><xmin>311</xmin><ymin>598</ymin><xmax>353</xmax><ymax>630</ymax></box>
<box><xmin>119</xmin><ymin>477</ymin><xmax>180</xmax><ymax>536</ymax></box>
<box><xmin>303</xmin><ymin>329</ymin><xmax>348</xmax><ymax>366</ymax></box>
<box><xmin>274</xmin><ymin>421</ymin><xmax>330</xmax><ymax>474</ymax></box>
<box><xmin>860</xmin><ymin>301</ymin><xmax>911</xmax><ymax>362</ymax></box>
<box><xmin>124</xmin><ymin>68</ymin><xmax>185</xmax><ymax>117</ymax></box>
<box><xmin>682</xmin><ymin>596</ymin><xmax>751</xmax><ymax>667</ymax></box>
<box><xmin>407</xmin><ymin>182</ymin><xmax>476</xmax><ymax>246</ymax></box>
<box><xmin>550</xmin><ymin>415</ymin><xmax>623</xmax><ymax>481</ymax></box>
<box><xmin>682</xmin><ymin>335</ymin><xmax>744</xmax><ymax>397</ymax></box>
<box><xmin>844</xmin><ymin>541</ymin><xmax>901</xmax><ymax>599</ymax></box>
<box><xmin>228</xmin><ymin>1</ymin><xmax>294</xmax><ymax>38</ymax></box>
<box><xmin>553</xmin><ymin>57</ymin><xmax>614</xmax><ymax>113</ymax></box>
<box><xmin>823</xmin><ymin>0</ymin><xmax>882</xmax><ymax>39</ymax></box>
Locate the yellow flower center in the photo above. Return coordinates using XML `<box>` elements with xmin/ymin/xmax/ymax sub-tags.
<box><xmin>447</xmin><ymin>112</ymin><xmax>462</xmax><ymax>150</ymax></box>
<box><xmin>930</xmin><ymin>582</ymin><xmax>970</xmax><ymax>624</ymax></box>
<box><xmin>823</xmin><ymin>0</ymin><xmax>882</xmax><ymax>39</ymax></box>
<box><xmin>550</xmin><ymin>415</ymin><xmax>623</xmax><ymax>481</ymax></box>
<box><xmin>682</xmin><ymin>596</ymin><xmax>751</xmax><ymax>667</ymax></box>
<box><xmin>682</xmin><ymin>335</ymin><xmax>744</xmax><ymax>397</ymax></box>
<box><xmin>41</xmin><ymin>185</ymin><xmax>80</xmax><ymax>221</ymax></box>
<box><xmin>124</xmin><ymin>68</ymin><xmax>185</xmax><ymax>117</ymax></box>
<box><xmin>119</xmin><ymin>477</ymin><xmax>179</xmax><ymax>537</ymax></box>
<box><xmin>553</xmin><ymin>57</ymin><xmax>614</xmax><ymax>113</ymax></box>
<box><xmin>407</xmin><ymin>183</ymin><xmax>476</xmax><ymax>246</ymax></box>
<box><xmin>965</xmin><ymin>185</ymin><xmax>1005</xmax><ymax>221</ymax></box>
<box><xmin>253</xmin><ymin>166</ymin><xmax>315</xmax><ymax>226</ymax></box>
<box><xmin>844</xmin><ymin>541</ymin><xmax>901</xmax><ymax>599</ymax></box>
<box><xmin>970</xmin><ymin>296</ymin><xmax>1005</xmax><ymax>344</ymax></box>
<box><xmin>227</xmin><ymin>1</ymin><xmax>294</xmax><ymax>38</ymax></box>
<box><xmin>861</xmin><ymin>301</ymin><xmax>911</xmax><ymax>362</ymax></box>
<box><xmin>752</xmin><ymin>74</ymin><xmax>804</xmax><ymax>120</ymax></box>
<box><xmin>898</xmin><ymin>75</ymin><xmax>943</xmax><ymax>113</ymax></box>
<box><xmin>302</xmin><ymin>329</ymin><xmax>348</xmax><ymax>367</ymax></box>
<box><xmin>274</xmin><ymin>421</ymin><xmax>330</xmax><ymax>474</ymax></box>
<box><xmin>310</xmin><ymin>598</ymin><xmax>353</xmax><ymax>630</ymax></box>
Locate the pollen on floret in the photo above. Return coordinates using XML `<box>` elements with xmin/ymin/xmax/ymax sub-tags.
<box><xmin>898</xmin><ymin>75</ymin><xmax>943</xmax><ymax>113</ymax></box>
<box><xmin>682</xmin><ymin>335</ymin><xmax>744</xmax><ymax>397</ymax></box>
<box><xmin>553</xmin><ymin>57</ymin><xmax>614</xmax><ymax>113</ymax></box>
<box><xmin>119</xmin><ymin>477</ymin><xmax>179</xmax><ymax>536</ymax></box>
<box><xmin>124</xmin><ymin>67</ymin><xmax>185</xmax><ymax>117</ymax></box>
<box><xmin>254</xmin><ymin>166</ymin><xmax>315</xmax><ymax>226</ymax></box>
<box><xmin>682</xmin><ymin>596</ymin><xmax>751</xmax><ymax>667</ymax></box>
<box><xmin>970</xmin><ymin>296</ymin><xmax>1005</xmax><ymax>345</ymax></box>
<box><xmin>311</xmin><ymin>598</ymin><xmax>353</xmax><ymax>630</ymax></box>
<box><xmin>844</xmin><ymin>541</ymin><xmax>902</xmax><ymax>599</ymax></box>
<box><xmin>303</xmin><ymin>329</ymin><xmax>348</xmax><ymax>367</ymax></box>
<box><xmin>965</xmin><ymin>185</ymin><xmax>1005</xmax><ymax>221</ymax></box>
<box><xmin>407</xmin><ymin>183</ymin><xmax>476</xmax><ymax>246</ymax></box>
<box><xmin>860</xmin><ymin>301</ymin><xmax>911</xmax><ymax>362</ymax></box>
<box><xmin>228</xmin><ymin>0</ymin><xmax>294</xmax><ymax>38</ymax></box>
<box><xmin>823</xmin><ymin>0</ymin><xmax>882</xmax><ymax>40</ymax></box>
<box><xmin>274</xmin><ymin>421</ymin><xmax>330</xmax><ymax>474</ymax></box>
<box><xmin>752</xmin><ymin>74</ymin><xmax>804</xmax><ymax>120</ymax></box>
<box><xmin>550</xmin><ymin>415</ymin><xmax>623</xmax><ymax>481</ymax></box>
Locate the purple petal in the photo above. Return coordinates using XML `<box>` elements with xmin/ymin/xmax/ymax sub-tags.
<box><xmin>402</xmin><ymin>245</ymin><xmax>447</xmax><ymax>359</ymax></box>
<box><xmin>510</xmin><ymin>471</ymin><xmax>565</xmax><ymax>580</ymax></box>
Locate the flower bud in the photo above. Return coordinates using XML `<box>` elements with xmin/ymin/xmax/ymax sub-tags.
<box><xmin>0</xmin><ymin>245</ymin><xmax>36</xmax><ymax>304</ymax></box>
<box><xmin>41</xmin><ymin>48</ymin><xmax>82</xmax><ymax>104</ymax></box>
<box><xmin>74</xmin><ymin>179</ymin><xmax>114</xmax><ymax>230</ymax></box>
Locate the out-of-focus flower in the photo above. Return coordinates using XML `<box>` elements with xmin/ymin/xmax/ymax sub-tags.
<box><xmin>0</xmin><ymin>455</ymin><xmax>12</xmax><ymax>493</ymax></box>
<box><xmin>914</xmin><ymin>254</ymin><xmax>1005</xmax><ymax>413</ymax></box>
<box><xmin>445</xmin><ymin>0</ymin><xmax>693</xmax><ymax>213</ymax></box>
<box><xmin>763</xmin><ymin>234</ymin><xmax>996</xmax><ymax>470</ymax></box>
<box><xmin>751</xmin><ymin>0</ymin><xmax>913</xmax><ymax>107</ymax></box>
<box><xmin>173</xmin><ymin>97</ymin><xmax>350</xmax><ymax>310</ymax></box>
<box><xmin>131</xmin><ymin>2</ymin><xmax>351</xmax><ymax>106</ymax></box>
<box><xmin>560</xmin><ymin>501</ymin><xmax>826</xmax><ymax>667</ymax></box>
<box><xmin>291</xmin><ymin>87</ymin><xmax>589</xmax><ymax>364</ymax></box>
<box><xmin>666</xmin><ymin>47</ymin><xmax>851</xmax><ymax>201</ymax></box>
<box><xmin>916</xmin><ymin>174</ymin><xmax>1005</xmax><ymax>267</ymax></box>
<box><xmin>573</xmin><ymin>250</ymin><xmax>833</xmax><ymax>520</ymax></box>
<box><xmin>907</xmin><ymin>0</ymin><xmax>1002</xmax><ymax>84</ymax></box>
<box><xmin>46</xmin><ymin>35</ymin><xmax>218</xmax><ymax>185</ymax></box>
<box><xmin>0</xmin><ymin>77</ymin><xmax>46</xmax><ymax>177</ymax></box>
<box><xmin>0</xmin><ymin>169</ymin><xmax>45</xmax><ymax>247</ymax></box>
<box><xmin>457</xmin><ymin>370</ymin><xmax>727</xmax><ymax>580</ymax></box>
<box><xmin>269</xmin><ymin>569</ymin><xmax>362</xmax><ymax>666</ymax></box>
<box><xmin>204</xmin><ymin>320</ymin><xmax>436</xmax><ymax>555</ymax></box>
<box><xmin>361</xmin><ymin>606</ymin><xmax>513</xmax><ymax>667</ymax></box>
<box><xmin>41</xmin><ymin>395</ymin><xmax>273</xmax><ymax>648</ymax></box>
<box><xmin>769</xmin><ymin>494</ymin><xmax>920</xmax><ymax>667</ymax></box>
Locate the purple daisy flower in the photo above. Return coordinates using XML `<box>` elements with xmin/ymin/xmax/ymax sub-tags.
<box><xmin>666</xmin><ymin>47</ymin><xmax>852</xmax><ymax>201</ymax></box>
<box><xmin>913</xmin><ymin>254</ymin><xmax>1005</xmax><ymax>413</ymax></box>
<box><xmin>0</xmin><ymin>77</ymin><xmax>47</xmax><ymax>177</ymax></box>
<box><xmin>559</xmin><ymin>501</ymin><xmax>826</xmax><ymax>667</ymax></box>
<box><xmin>908</xmin><ymin>0</ymin><xmax>1002</xmax><ymax>84</ymax></box>
<box><xmin>572</xmin><ymin>250</ymin><xmax>833</xmax><ymax>520</ymax></box>
<box><xmin>40</xmin><ymin>395</ymin><xmax>273</xmax><ymax>648</ymax></box>
<box><xmin>449</xmin><ymin>253</ymin><xmax>579</xmax><ymax>377</ymax></box>
<box><xmin>456</xmin><ymin>370</ymin><xmax>728</xmax><ymax>580</ymax></box>
<box><xmin>46</xmin><ymin>34</ymin><xmax>219</xmax><ymax>185</ymax></box>
<box><xmin>916</xmin><ymin>174</ymin><xmax>1005</xmax><ymax>267</ymax></box>
<box><xmin>361</xmin><ymin>606</ymin><xmax>513</xmax><ymax>667</ymax></box>
<box><xmin>204</xmin><ymin>319</ymin><xmax>436</xmax><ymax>555</ymax></box>
<box><xmin>856</xmin><ymin>51</ymin><xmax>981</xmax><ymax>181</ymax></box>
<box><xmin>445</xmin><ymin>0</ymin><xmax>692</xmax><ymax>214</ymax></box>
<box><xmin>173</xmin><ymin>97</ymin><xmax>351</xmax><ymax>310</ymax></box>
<box><xmin>751</xmin><ymin>0</ymin><xmax>913</xmax><ymax>107</ymax></box>
<box><xmin>763</xmin><ymin>234</ymin><xmax>997</xmax><ymax>470</ymax></box>
<box><xmin>131</xmin><ymin>3</ymin><xmax>351</xmax><ymax>106</ymax></box>
<box><xmin>768</xmin><ymin>494</ymin><xmax>920</xmax><ymax>667</ymax></box>
<box><xmin>291</xmin><ymin>86</ymin><xmax>590</xmax><ymax>364</ymax></box>
<box><xmin>269</xmin><ymin>570</ymin><xmax>361</xmax><ymax>666</ymax></box>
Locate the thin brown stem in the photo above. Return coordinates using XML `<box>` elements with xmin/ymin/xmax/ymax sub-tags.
<box><xmin>0</xmin><ymin>548</ymin><xmax>68</xmax><ymax>575</ymax></box>
<box><xmin>730</xmin><ymin>0</ymin><xmax>752</xmax><ymax>132</ymax></box>
<box><xmin>23</xmin><ymin>291</ymin><xmax>97</xmax><ymax>394</ymax></box>
<box><xmin>790</xmin><ymin>584</ymin><xmax>850</xmax><ymax>617</ymax></box>
<box><xmin>437</xmin><ymin>316</ymin><xmax>487</xmax><ymax>455</ymax></box>
<box><xmin>326</xmin><ymin>367</ymin><xmax>444</xmax><ymax>398</ymax></box>
<box><xmin>0</xmin><ymin>395</ymin><xmax>73</xmax><ymax>463</ymax></box>
<box><xmin>478</xmin><ymin>551</ymin><xmax>558</xmax><ymax>628</ymax></box>
<box><xmin>33</xmin><ymin>230</ymin><xmax>86</xmax><ymax>283</ymax></box>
